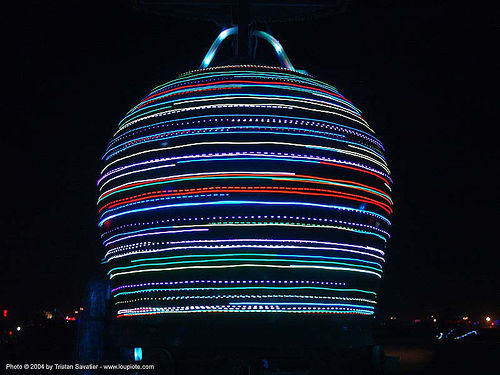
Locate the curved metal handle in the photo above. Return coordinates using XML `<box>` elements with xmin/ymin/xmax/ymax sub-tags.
<box><xmin>250</xmin><ymin>30</ymin><xmax>295</xmax><ymax>71</ymax></box>
<box><xmin>199</xmin><ymin>27</ymin><xmax>296</xmax><ymax>71</ymax></box>
<box><xmin>200</xmin><ymin>27</ymin><xmax>238</xmax><ymax>69</ymax></box>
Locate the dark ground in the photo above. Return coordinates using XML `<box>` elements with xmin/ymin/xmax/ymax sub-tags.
<box><xmin>2</xmin><ymin>317</ymin><xmax>499</xmax><ymax>374</ymax></box>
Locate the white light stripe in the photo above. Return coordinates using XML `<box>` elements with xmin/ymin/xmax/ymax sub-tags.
<box><xmin>119</xmin><ymin>102</ymin><xmax>372</xmax><ymax>133</ymax></box>
<box><xmin>109</xmin><ymin>263</ymin><xmax>382</xmax><ymax>279</ymax></box>
<box><xmin>101</xmin><ymin>141</ymin><xmax>388</xmax><ymax>180</ymax></box>
<box><xmin>105</xmin><ymin>244</ymin><xmax>385</xmax><ymax>262</ymax></box>
<box><xmin>104</xmin><ymin>228</ymin><xmax>208</xmax><ymax>246</ymax></box>
<box><xmin>115</xmin><ymin>294</ymin><xmax>376</xmax><ymax>304</ymax></box>
<box><xmin>104</xmin><ymin>238</ymin><xmax>386</xmax><ymax>258</ymax></box>
<box><xmin>99</xmin><ymin>164</ymin><xmax>175</xmax><ymax>190</ymax></box>
<box><xmin>168</xmin><ymin>94</ymin><xmax>361</xmax><ymax>120</ymax></box>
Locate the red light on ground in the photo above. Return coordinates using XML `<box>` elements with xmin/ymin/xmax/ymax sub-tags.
<box><xmin>3</xmin><ymin>309</ymin><xmax>7</xmax><ymax>318</ymax></box>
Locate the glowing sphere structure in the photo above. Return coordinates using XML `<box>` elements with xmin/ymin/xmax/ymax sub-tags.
<box><xmin>98</xmin><ymin>65</ymin><xmax>392</xmax><ymax>320</ymax></box>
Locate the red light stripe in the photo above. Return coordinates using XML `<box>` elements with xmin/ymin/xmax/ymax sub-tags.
<box><xmin>100</xmin><ymin>187</ymin><xmax>392</xmax><ymax>215</ymax></box>
<box><xmin>140</xmin><ymin>80</ymin><xmax>352</xmax><ymax>106</ymax></box>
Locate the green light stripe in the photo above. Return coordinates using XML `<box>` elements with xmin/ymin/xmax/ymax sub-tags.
<box><xmin>114</xmin><ymin>285</ymin><xmax>376</xmax><ymax>297</ymax></box>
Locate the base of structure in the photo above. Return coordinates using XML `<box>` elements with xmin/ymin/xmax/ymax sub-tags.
<box><xmin>76</xmin><ymin>278</ymin><xmax>398</xmax><ymax>374</ymax></box>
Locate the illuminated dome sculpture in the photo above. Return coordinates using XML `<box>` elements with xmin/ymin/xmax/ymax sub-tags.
<box><xmin>97</xmin><ymin>27</ymin><xmax>392</xmax><ymax>325</ymax></box>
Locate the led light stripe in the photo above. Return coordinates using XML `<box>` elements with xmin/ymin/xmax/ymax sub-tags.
<box><xmin>99</xmin><ymin>185</ymin><xmax>391</xmax><ymax>212</ymax></box>
<box><xmin>121</xmin><ymin>79</ymin><xmax>355</xmax><ymax>123</ymax></box>
<box><xmin>98</xmin><ymin>164</ymin><xmax>176</xmax><ymax>190</ymax></box>
<box><xmin>135</xmin><ymin>79</ymin><xmax>351</xmax><ymax>110</ymax></box>
<box><xmin>99</xmin><ymin>155</ymin><xmax>385</xmax><ymax>195</ymax></box>
<box><xmin>99</xmin><ymin>171</ymin><xmax>294</xmax><ymax>201</ymax></box>
<box><xmin>113</xmin><ymin>286</ymin><xmax>374</xmax><ymax>298</ymax></box>
<box><xmin>100</xmin><ymin>213</ymin><xmax>389</xmax><ymax>237</ymax></box>
<box><xmin>105</xmin><ymin>128</ymin><xmax>386</xmax><ymax>169</ymax></box>
<box><xmin>100</xmin><ymin>143</ymin><xmax>390</xmax><ymax>187</ymax></box>
<box><xmin>112</xmin><ymin>279</ymin><xmax>354</xmax><ymax>293</ymax></box>
<box><xmin>115</xmin><ymin>252</ymin><xmax>382</xmax><ymax>271</ymax></box>
<box><xmin>153</xmin><ymin>69</ymin><xmax>338</xmax><ymax>91</ymax></box>
<box><xmin>177</xmin><ymin>153</ymin><xmax>388</xmax><ymax>174</ymax></box>
<box><xmin>117</xmin><ymin>102</ymin><xmax>372</xmax><ymax>134</ymax></box>
<box><xmin>99</xmin><ymin>187</ymin><xmax>392</xmax><ymax>216</ymax></box>
<box><xmin>152</xmin><ymin>70</ymin><xmax>341</xmax><ymax>98</ymax></box>
<box><xmin>103</xmin><ymin>228</ymin><xmax>209</xmax><ymax>246</ymax></box>
<box><xmin>109</xmin><ymin>263</ymin><xmax>382</xmax><ymax>280</ymax></box>
<box><xmin>98</xmin><ymin>171</ymin><xmax>388</xmax><ymax>203</ymax></box>
<box><xmin>102</xmin><ymin>215</ymin><xmax>390</xmax><ymax>244</ymax></box>
<box><xmin>129</xmin><ymin>97</ymin><xmax>362</xmax><ymax>135</ymax></box>
<box><xmin>230</xmin><ymin>302</ymin><xmax>374</xmax><ymax>309</ymax></box>
<box><xmin>103</xmin><ymin>239</ymin><xmax>385</xmax><ymax>261</ymax></box>
<box><xmin>169</xmin><ymin>66</ymin><xmax>326</xmax><ymax>87</ymax></box>
<box><xmin>115</xmin><ymin>295</ymin><xmax>376</xmax><ymax>305</ymax></box>
<box><xmin>99</xmin><ymin>207</ymin><xmax>390</xmax><ymax>233</ymax></box>
<box><xmin>104</xmin><ymin>125</ymin><xmax>384</xmax><ymax>166</ymax></box>
<box><xmin>105</xmin><ymin>239</ymin><xmax>384</xmax><ymax>255</ymax></box>
<box><xmin>99</xmin><ymin>149</ymin><xmax>387</xmax><ymax>189</ymax></box>
<box><xmin>132</xmin><ymin>251</ymin><xmax>383</xmax><ymax>265</ymax></box>
<box><xmin>117</xmin><ymin>306</ymin><xmax>374</xmax><ymax>317</ymax></box>
<box><xmin>109</xmin><ymin>258</ymin><xmax>382</xmax><ymax>279</ymax></box>
<box><xmin>454</xmin><ymin>331</ymin><xmax>477</xmax><ymax>340</ymax></box>
<box><xmin>166</xmin><ymin>93</ymin><xmax>358</xmax><ymax>117</ymax></box>
<box><xmin>102</xmin><ymin>222</ymin><xmax>387</xmax><ymax>247</ymax></box>
<box><xmin>134</xmin><ymin>88</ymin><xmax>359</xmax><ymax>119</ymax></box>
<box><xmin>111</xmin><ymin>114</ymin><xmax>381</xmax><ymax>151</ymax></box>
<box><xmin>105</xmin><ymin>244</ymin><xmax>385</xmax><ymax>263</ymax></box>
<box><xmin>98</xmin><ymin>201</ymin><xmax>392</xmax><ymax>237</ymax></box>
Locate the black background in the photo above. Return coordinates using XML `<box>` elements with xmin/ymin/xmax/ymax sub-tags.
<box><xmin>2</xmin><ymin>0</ymin><xmax>498</xmax><ymax>321</ymax></box>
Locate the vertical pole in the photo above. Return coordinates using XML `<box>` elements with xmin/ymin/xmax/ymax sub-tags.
<box><xmin>237</xmin><ymin>0</ymin><xmax>249</xmax><ymax>61</ymax></box>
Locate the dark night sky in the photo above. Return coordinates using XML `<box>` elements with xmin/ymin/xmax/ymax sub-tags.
<box><xmin>2</xmin><ymin>1</ymin><xmax>498</xmax><ymax>320</ymax></box>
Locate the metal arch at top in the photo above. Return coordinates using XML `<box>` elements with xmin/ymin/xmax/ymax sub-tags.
<box><xmin>200</xmin><ymin>27</ymin><xmax>296</xmax><ymax>71</ymax></box>
<box><xmin>200</xmin><ymin>27</ymin><xmax>239</xmax><ymax>69</ymax></box>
